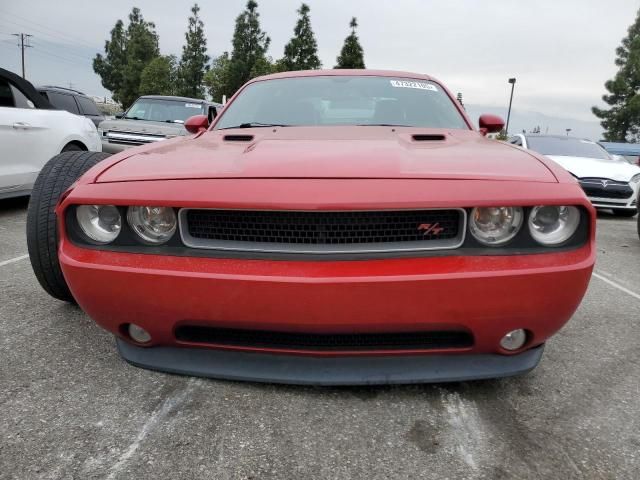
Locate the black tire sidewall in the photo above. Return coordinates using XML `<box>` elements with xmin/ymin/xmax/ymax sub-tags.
<box><xmin>26</xmin><ymin>151</ymin><xmax>111</xmax><ymax>302</ymax></box>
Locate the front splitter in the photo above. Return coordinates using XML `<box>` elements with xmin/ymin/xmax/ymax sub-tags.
<box><xmin>116</xmin><ymin>339</ymin><xmax>545</xmax><ymax>386</ymax></box>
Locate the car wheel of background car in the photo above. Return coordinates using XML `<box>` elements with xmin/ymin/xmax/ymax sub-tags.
<box><xmin>612</xmin><ymin>209</ymin><xmax>637</xmax><ymax>218</ymax></box>
<box><xmin>26</xmin><ymin>151</ymin><xmax>111</xmax><ymax>302</ymax></box>
<box><xmin>61</xmin><ymin>142</ymin><xmax>85</xmax><ymax>152</ymax></box>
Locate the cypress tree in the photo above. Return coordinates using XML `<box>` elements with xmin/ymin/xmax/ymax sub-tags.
<box><xmin>227</xmin><ymin>0</ymin><xmax>272</xmax><ymax>95</ymax></box>
<box><xmin>335</xmin><ymin>17</ymin><xmax>365</xmax><ymax>69</ymax></box>
<box><xmin>280</xmin><ymin>3</ymin><xmax>321</xmax><ymax>71</ymax></box>
<box><xmin>93</xmin><ymin>8</ymin><xmax>159</xmax><ymax>109</ymax></box>
<box><xmin>177</xmin><ymin>4</ymin><xmax>210</xmax><ymax>98</ymax></box>
<box><xmin>121</xmin><ymin>8</ymin><xmax>160</xmax><ymax>108</ymax></box>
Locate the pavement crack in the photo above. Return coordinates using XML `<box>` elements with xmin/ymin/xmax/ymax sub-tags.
<box><xmin>105</xmin><ymin>379</ymin><xmax>198</xmax><ymax>480</ymax></box>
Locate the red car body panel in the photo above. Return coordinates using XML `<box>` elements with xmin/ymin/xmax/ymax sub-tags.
<box><xmin>58</xmin><ymin>176</ymin><xmax>595</xmax><ymax>353</ymax></box>
<box><xmin>53</xmin><ymin>70</ymin><xmax>596</xmax><ymax>383</ymax></box>
<box><xmin>96</xmin><ymin>129</ymin><xmax>556</xmax><ymax>184</ymax></box>
<box><xmin>60</xmin><ymin>239</ymin><xmax>592</xmax><ymax>357</ymax></box>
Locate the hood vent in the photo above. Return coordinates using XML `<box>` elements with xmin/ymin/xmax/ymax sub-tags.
<box><xmin>412</xmin><ymin>134</ymin><xmax>446</xmax><ymax>142</ymax></box>
<box><xmin>223</xmin><ymin>134</ymin><xmax>254</xmax><ymax>142</ymax></box>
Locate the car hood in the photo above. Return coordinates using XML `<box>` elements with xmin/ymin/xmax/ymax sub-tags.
<box><xmin>97</xmin><ymin>127</ymin><xmax>557</xmax><ymax>183</ymax></box>
<box><xmin>546</xmin><ymin>155</ymin><xmax>640</xmax><ymax>182</ymax></box>
<box><xmin>98</xmin><ymin>118</ymin><xmax>186</xmax><ymax>136</ymax></box>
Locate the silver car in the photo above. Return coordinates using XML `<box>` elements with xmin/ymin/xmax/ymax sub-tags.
<box><xmin>98</xmin><ymin>95</ymin><xmax>221</xmax><ymax>153</ymax></box>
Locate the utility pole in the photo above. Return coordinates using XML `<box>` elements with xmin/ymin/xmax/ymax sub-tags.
<box><xmin>11</xmin><ymin>33</ymin><xmax>33</xmax><ymax>78</ymax></box>
<box><xmin>505</xmin><ymin>77</ymin><xmax>516</xmax><ymax>135</ymax></box>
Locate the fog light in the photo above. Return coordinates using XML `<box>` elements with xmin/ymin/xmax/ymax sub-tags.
<box><xmin>128</xmin><ymin>324</ymin><xmax>151</xmax><ymax>343</ymax></box>
<box><xmin>500</xmin><ymin>329</ymin><xmax>527</xmax><ymax>351</ymax></box>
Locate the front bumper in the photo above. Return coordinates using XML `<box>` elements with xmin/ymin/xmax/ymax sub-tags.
<box><xmin>57</xmin><ymin>178</ymin><xmax>595</xmax><ymax>384</ymax></box>
<box><xmin>117</xmin><ymin>339</ymin><xmax>545</xmax><ymax>385</ymax></box>
<box><xmin>589</xmin><ymin>196</ymin><xmax>638</xmax><ymax>210</ymax></box>
<box><xmin>60</xmin><ymin>239</ymin><xmax>593</xmax><ymax>373</ymax></box>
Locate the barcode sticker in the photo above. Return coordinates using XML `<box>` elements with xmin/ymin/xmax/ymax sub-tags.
<box><xmin>390</xmin><ymin>80</ymin><xmax>438</xmax><ymax>91</ymax></box>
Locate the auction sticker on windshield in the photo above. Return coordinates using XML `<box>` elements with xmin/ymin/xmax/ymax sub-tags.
<box><xmin>185</xmin><ymin>103</ymin><xmax>201</xmax><ymax>108</ymax></box>
<box><xmin>390</xmin><ymin>80</ymin><xmax>438</xmax><ymax>91</ymax></box>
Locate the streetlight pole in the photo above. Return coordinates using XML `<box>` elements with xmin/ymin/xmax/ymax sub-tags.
<box><xmin>505</xmin><ymin>77</ymin><xmax>516</xmax><ymax>135</ymax></box>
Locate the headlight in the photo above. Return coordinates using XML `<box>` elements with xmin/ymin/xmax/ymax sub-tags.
<box><xmin>469</xmin><ymin>207</ymin><xmax>523</xmax><ymax>245</ymax></box>
<box><xmin>127</xmin><ymin>206</ymin><xmax>177</xmax><ymax>244</ymax></box>
<box><xmin>528</xmin><ymin>206</ymin><xmax>580</xmax><ymax>246</ymax></box>
<box><xmin>76</xmin><ymin>205</ymin><xmax>121</xmax><ymax>244</ymax></box>
<box><xmin>630</xmin><ymin>173</ymin><xmax>640</xmax><ymax>184</ymax></box>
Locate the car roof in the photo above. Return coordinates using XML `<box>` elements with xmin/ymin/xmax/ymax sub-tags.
<box><xmin>139</xmin><ymin>95</ymin><xmax>222</xmax><ymax>107</ymax></box>
<box><xmin>37</xmin><ymin>85</ymin><xmax>89</xmax><ymax>97</ymax></box>
<box><xmin>248</xmin><ymin>69</ymin><xmax>438</xmax><ymax>84</ymax></box>
<box><xmin>523</xmin><ymin>134</ymin><xmax>594</xmax><ymax>142</ymax></box>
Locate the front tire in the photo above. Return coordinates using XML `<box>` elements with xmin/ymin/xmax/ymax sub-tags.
<box><xmin>611</xmin><ymin>209</ymin><xmax>637</xmax><ymax>218</ymax></box>
<box><xmin>26</xmin><ymin>151</ymin><xmax>111</xmax><ymax>302</ymax></box>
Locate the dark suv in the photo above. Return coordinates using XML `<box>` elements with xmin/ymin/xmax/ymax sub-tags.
<box><xmin>37</xmin><ymin>86</ymin><xmax>104</xmax><ymax>127</ymax></box>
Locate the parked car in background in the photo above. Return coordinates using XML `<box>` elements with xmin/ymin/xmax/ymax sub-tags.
<box><xmin>510</xmin><ymin>134</ymin><xmax>640</xmax><ymax>217</ymax></box>
<box><xmin>599</xmin><ymin>141</ymin><xmax>640</xmax><ymax>166</ymax></box>
<box><xmin>26</xmin><ymin>70</ymin><xmax>595</xmax><ymax>385</ymax></box>
<box><xmin>37</xmin><ymin>85</ymin><xmax>104</xmax><ymax>127</ymax></box>
<box><xmin>0</xmin><ymin>68</ymin><xmax>101</xmax><ymax>199</ymax></box>
<box><xmin>98</xmin><ymin>95</ymin><xmax>222</xmax><ymax>153</ymax></box>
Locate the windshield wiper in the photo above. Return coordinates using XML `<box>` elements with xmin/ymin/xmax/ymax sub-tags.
<box><xmin>219</xmin><ymin>122</ymin><xmax>290</xmax><ymax>129</ymax></box>
<box><xmin>124</xmin><ymin>116</ymin><xmax>143</xmax><ymax>121</ymax></box>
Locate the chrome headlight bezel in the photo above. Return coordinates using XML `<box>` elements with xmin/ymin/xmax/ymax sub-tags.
<box><xmin>468</xmin><ymin>207</ymin><xmax>524</xmax><ymax>246</ymax></box>
<box><xmin>127</xmin><ymin>206</ymin><xmax>177</xmax><ymax>245</ymax></box>
<box><xmin>528</xmin><ymin>206</ymin><xmax>581</xmax><ymax>246</ymax></box>
<box><xmin>75</xmin><ymin>204</ymin><xmax>122</xmax><ymax>244</ymax></box>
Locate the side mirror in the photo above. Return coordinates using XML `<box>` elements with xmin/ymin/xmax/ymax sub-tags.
<box><xmin>478</xmin><ymin>114</ymin><xmax>505</xmax><ymax>135</ymax></box>
<box><xmin>184</xmin><ymin>114</ymin><xmax>209</xmax><ymax>134</ymax></box>
<box><xmin>115</xmin><ymin>112</ymin><xmax>124</xmax><ymax>119</ymax></box>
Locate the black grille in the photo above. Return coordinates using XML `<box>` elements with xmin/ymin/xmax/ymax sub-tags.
<box><xmin>175</xmin><ymin>326</ymin><xmax>474</xmax><ymax>351</ymax></box>
<box><xmin>579</xmin><ymin>179</ymin><xmax>633</xmax><ymax>199</ymax></box>
<box><xmin>185</xmin><ymin>209</ymin><xmax>461</xmax><ymax>245</ymax></box>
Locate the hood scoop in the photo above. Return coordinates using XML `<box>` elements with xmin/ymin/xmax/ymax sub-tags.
<box><xmin>412</xmin><ymin>134</ymin><xmax>446</xmax><ymax>142</ymax></box>
<box><xmin>223</xmin><ymin>134</ymin><xmax>254</xmax><ymax>142</ymax></box>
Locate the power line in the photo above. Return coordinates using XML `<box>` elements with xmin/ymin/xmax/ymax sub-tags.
<box><xmin>0</xmin><ymin>18</ymin><xmax>97</xmax><ymax>60</ymax></box>
<box><xmin>28</xmin><ymin>45</ymin><xmax>92</xmax><ymax>68</ymax></box>
<box><xmin>0</xmin><ymin>8</ymin><xmax>99</xmax><ymax>50</ymax></box>
<box><xmin>29</xmin><ymin>40</ymin><xmax>94</xmax><ymax>64</ymax></box>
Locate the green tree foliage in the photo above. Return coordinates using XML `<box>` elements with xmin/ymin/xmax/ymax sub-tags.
<box><xmin>593</xmin><ymin>9</ymin><xmax>640</xmax><ymax>141</ymax></box>
<box><xmin>93</xmin><ymin>20</ymin><xmax>127</xmax><ymax>105</ymax></box>
<box><xmin>335</xmin><ymin>17</ymin><xmax>365</xmax><ymax>69</ymax></box>
<box><xmin>140</xmin><ymin>55</ymin><xmax>177</xmax><ymax>96</ymax></box>
<box><xmin>227</xmin><ymin>1</ymin><xmax>272</xmax><ymax>95</ymax></box>
<box><xmin>279</xmin><ymin>3</ymin><xmax>321</xmax><ymax>71</ymax></box>
<box><xmin>93</xmin><ymin>8</ymin><xmax>160</xmax><ymax>109</ymax></box>
<box><xmin>203</xmin><ymin>52</ymin><xmax>232</xmax><ymax>103</ymax></box>
<box><xmin>177</xmin><ymin>4</ymin><xmax>210</xmax><ymax>98</ymax></box>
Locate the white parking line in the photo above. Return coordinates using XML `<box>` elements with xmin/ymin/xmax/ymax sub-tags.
<box><xmin>593</xmin><ymin>272</ymin><xmax>640</xmax><ymax>301</ymax></box>
<box><xmin>0</xmin><ymin>254</ymin><xmax>28</xmax><ymax>268</ymax></box>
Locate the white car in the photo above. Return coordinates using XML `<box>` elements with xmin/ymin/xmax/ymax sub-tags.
<box><xmin>0</xmin><ymin>68</ymin><xmax>101</xmax><ymax>199</ymax></box>
<box><xmin>510</xmin><ymin>134</ymin><xmax>640</xmax><ymax>217</ymax></box>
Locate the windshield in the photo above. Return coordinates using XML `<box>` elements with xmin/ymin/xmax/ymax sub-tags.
<box><xmin>215</xmin><ymin>76</ymin><xmax>469</xmax><ymax>130</ymax></box>
<box><xmin>527</xmin><ymin>136</ymin><xmax>611</xmax><ymax>160</ymax></box>
<box><xmin>125</xmin><ymin>98</ymin><xmax>204</xmax><ymax>123</ymax></box>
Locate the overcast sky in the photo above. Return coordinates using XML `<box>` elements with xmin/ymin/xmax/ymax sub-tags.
<box><xmin>1</xmin><ymin>0</ymin><xmax>638</xmax><ymax>137</ymax></box>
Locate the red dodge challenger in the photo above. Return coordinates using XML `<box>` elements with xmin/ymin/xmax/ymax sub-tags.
<box><xmin>26</xmin><ymin>70</ymin><xmax>595</xmax><ymax>385</ymax></box>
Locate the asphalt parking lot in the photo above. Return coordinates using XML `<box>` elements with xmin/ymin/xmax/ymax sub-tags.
<box><xmin>1</xmin><ymin>197</ymin><xmax>639</xmax><ymax>480</ymax></box>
